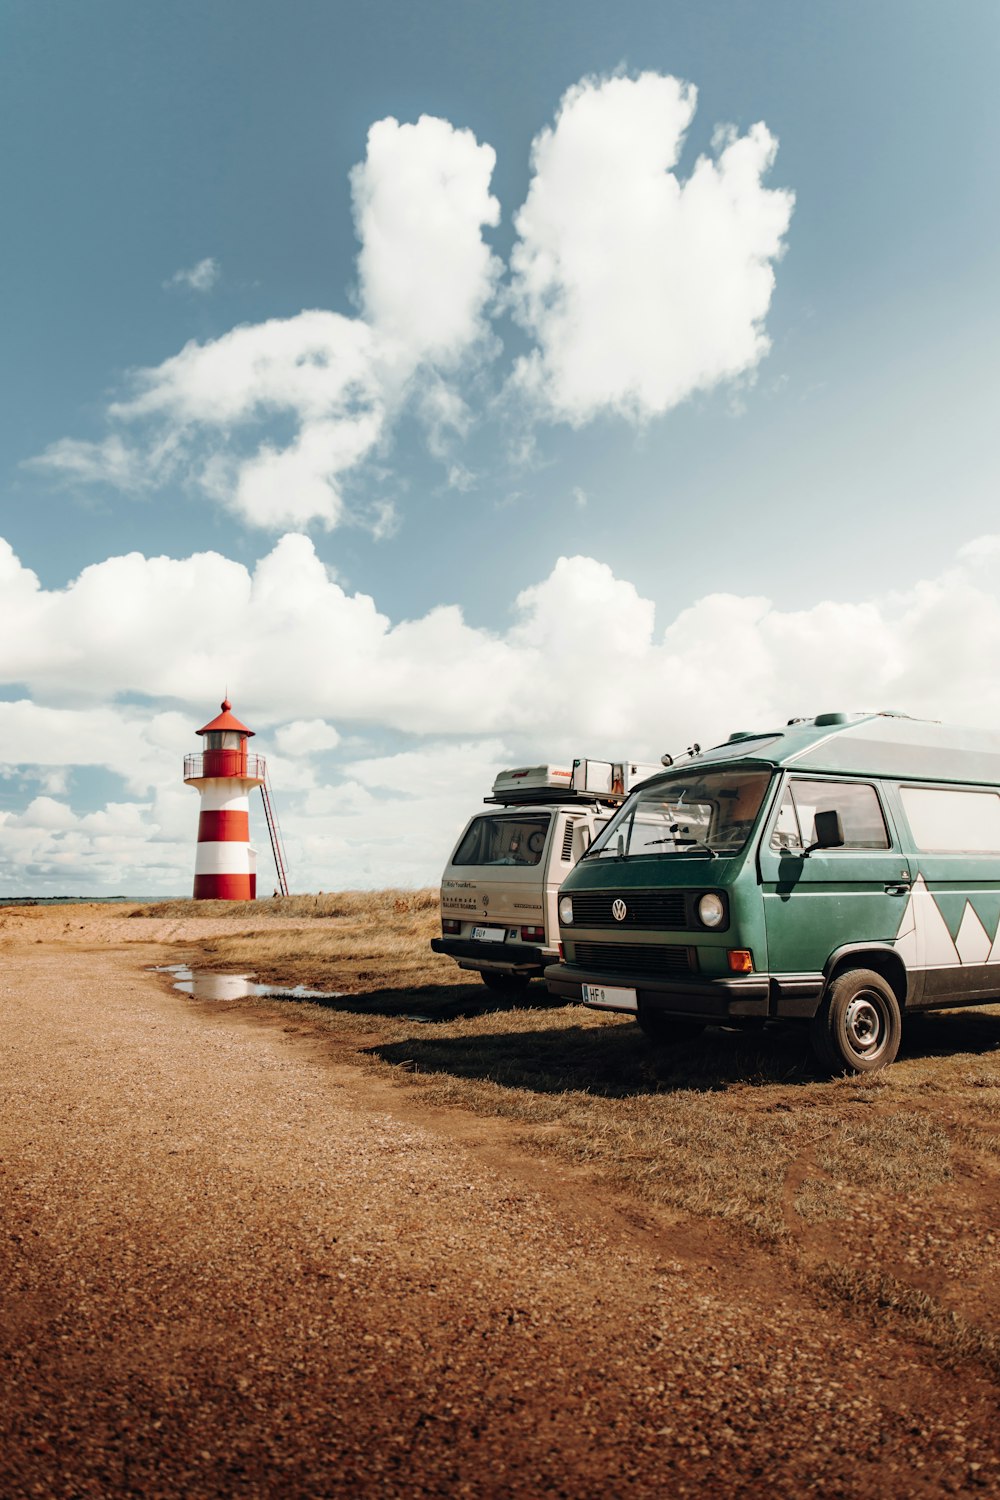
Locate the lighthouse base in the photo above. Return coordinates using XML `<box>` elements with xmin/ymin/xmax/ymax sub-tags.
<box><xmin>193</xmin><ymin>872</ymin><xmax>257</xmax><ymax>901</ymax></box>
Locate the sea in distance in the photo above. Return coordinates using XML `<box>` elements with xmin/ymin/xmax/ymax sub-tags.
<box><xmin>0</xmin><ymin>896</ymin><xmax>177</xmax><ymax>907</ymax></box>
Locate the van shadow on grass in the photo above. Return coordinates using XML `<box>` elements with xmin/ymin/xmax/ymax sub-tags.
<box><xmin>368</xmin><ymin>1008</ymin><xmax>1000</xmax><ymax>1097</ymax></box>
<box><xmin>898</xmin><ymin>1006</ymin><xmax>1000</xmax><ymax>1062</ymax></box>
<box><xmin>367</xmin><ymin>1020</ymin><xmax>827</xmax><ymax>1098</ymax></box>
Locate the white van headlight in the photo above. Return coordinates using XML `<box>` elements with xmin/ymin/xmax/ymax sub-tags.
<box><xmin>559</xmin><ymin>896</ymin><xmax>574</xmax><ymax>925</ymax></box>
<box><xmin>698</xmin><ymin>893</ymin><xmax>725</xmax><ymax>928</ymax></box>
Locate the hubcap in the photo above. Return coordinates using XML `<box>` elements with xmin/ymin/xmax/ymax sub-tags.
<box><xmin>844</xmin><ymin>993</ymin><xmax>885</xmax><ymax>1057</ymax></box>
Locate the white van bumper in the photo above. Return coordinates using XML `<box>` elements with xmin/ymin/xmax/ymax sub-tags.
<box><xmin>432</xmin><ymin>936</ymin><xmax>553</xmax><ymax>976</ymax></box>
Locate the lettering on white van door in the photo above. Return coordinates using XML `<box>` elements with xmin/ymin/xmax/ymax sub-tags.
<box><xmin>894</xmin><ymin>875</ymin><xmax>1000</xmax><ymax>969</ymax></box>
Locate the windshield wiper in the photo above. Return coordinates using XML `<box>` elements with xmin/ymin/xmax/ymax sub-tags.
<box><xmin>644</xmin><ymin>836</ymin><xmax>717</xmax><ymax>859</ymax></box>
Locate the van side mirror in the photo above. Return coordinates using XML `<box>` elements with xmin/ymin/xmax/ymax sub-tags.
<box><xmin>804</xmin><ymin>810</ymin><xmax>845</xmax><ymax>856</ymax></box>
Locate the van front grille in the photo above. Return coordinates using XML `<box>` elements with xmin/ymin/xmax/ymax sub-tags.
<box><xmin>571</xmin><ymin>941</ymin><xmax>695</xmax><ymax>977</ymax></box>
<box><xmin>570</xmin><ymin>891</ymin><xmax>687</xmax><ymax>928</ymax></box>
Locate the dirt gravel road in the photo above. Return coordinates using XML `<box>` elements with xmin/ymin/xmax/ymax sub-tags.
<box><xmin>2</xmin><ymin>909</ymin><xmax>999</xmax><ymax>1497</ymax></box>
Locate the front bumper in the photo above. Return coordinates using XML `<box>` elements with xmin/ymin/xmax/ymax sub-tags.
<box><xmin>431</xmin><ymin>936</ymin><xmax>551</xmax><ymax>975</ymax></box>
<box><xmin>543</xmin><ymin>962</ymin><xmax>824</xmax><ymax>1020</ymax></box>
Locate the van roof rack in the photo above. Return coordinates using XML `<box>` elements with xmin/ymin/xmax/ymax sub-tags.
<box><xmin>483</xmin><ymin>787</ymin><xmax>624</xmax><ymax>808</ymax></box>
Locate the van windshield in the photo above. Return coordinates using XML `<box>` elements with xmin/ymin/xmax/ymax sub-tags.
<box><xmin>585</xmin><ymin>770</ymin><xmax>772</xmax><ymax>860</ymax></box>
<box><xmin>452</xmin><ymin>813</ymin><xmax>551</xmax><ymax>867</ymax></box>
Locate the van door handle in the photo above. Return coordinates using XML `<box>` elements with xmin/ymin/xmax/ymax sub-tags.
<box><xmin>884</xmin><ymin>881</ymin><xmax>911</xmax><ymax>896</ymax></box>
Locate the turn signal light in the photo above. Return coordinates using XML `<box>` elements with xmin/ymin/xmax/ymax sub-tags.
<box><xmin>520</xmin><ymin>925</ymin><xmax>545</xmax><ymax>942</ymax></box>
<box><xmin>727</xmin><ymin>949</ymin><xmax>754</xmax><ymax>973</ymax></box>
<box><xmin>442</xmin><ymin>918</ymin><xmax>461</xmax><ymax>935</ymax></box>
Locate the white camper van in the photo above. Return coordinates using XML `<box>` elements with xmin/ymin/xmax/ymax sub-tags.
<box><xmin>431</xmin><ymin>759</ymin><xmax>660</xmax><ymax>993</ymax></box>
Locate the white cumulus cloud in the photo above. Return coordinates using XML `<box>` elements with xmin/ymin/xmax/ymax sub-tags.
<box><xmin>28</xmin><ymin>115</ymin><xmax>502</xmax><ymax>532</ymax></box>
<box><xmin>351</xmin><ymin>115</ymin><xmax>502</xmax><ymax>368</ymax></box>
<box><xmin>163</xmin><ymin>257</ymin><xmax>220</xmax><ymax>293</ymax></box>
<box><xmin>2</xmin><ymin>530</ymin><xmax>1000</xmax><ymax>893</ymax></box>
<box><xmin>509</xmin><ymin>72</ymin><xmax>794</xmax><ymax>423</ymax></box>
<box><xmin>276</xmin><ymin>719</ymin><xmax>341</xmax><ymax>756</ymax></box>
<box><xmin>27</xmin><ymin>75</ymin><xmax>796</xmax><ymax>531</ymax></box>
<box><xmin>4</xmin><ymin>532</ymin><xmax>1000</xmax><ymax>746</ymax></box>
<box><xmin>21</xmin><ymin>433</ymin><xmax>170</xmax><ymax>490</ymax></box>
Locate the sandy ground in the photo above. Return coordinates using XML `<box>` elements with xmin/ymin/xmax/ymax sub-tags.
<box><xmin>2</xmin><ymin>905</ymin><xmax>999</xmax><ymax>1497</ymax></box>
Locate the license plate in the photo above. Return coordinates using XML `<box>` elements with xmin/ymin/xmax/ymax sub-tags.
<box><xmin>582</xmin><ymin>983</ymin><xmax>638</xmax><ymax>1012</ymax></box>
<box><xmin>471</xmin><ymin>926</ymin><xmax>506</xmax><ymax>942</ymax></box>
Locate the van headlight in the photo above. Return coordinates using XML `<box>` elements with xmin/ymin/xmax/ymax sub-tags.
<box><xmin>697</xmin><ymin>893</ymin><xmax>725</xmax><ymax>928</ymax></box>
<box><xmin>559</xmin><ymin>896</ymin><xmax>574</xmax><ymax>925</ymax></box>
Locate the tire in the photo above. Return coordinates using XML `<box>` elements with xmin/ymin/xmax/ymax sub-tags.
<box><xmin>480</xmin><ymin>970</ymin><xmax>531</xmax><ymax>995</ymax></box>
<box><xmin>636</xmin><ymin>1009</ymin><xmax>706</xmax><ymax>1046</ymax></box>
<box><xmin>810</xmin><ymin>967</ymin><xmax>901</xmax><ymax>1075</ymax></box>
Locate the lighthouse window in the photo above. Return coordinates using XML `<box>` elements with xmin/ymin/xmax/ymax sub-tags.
<box><xmin>203</xmin><ymin>731</ymin><xmax>242</xmax><ymax>750</ymax></box>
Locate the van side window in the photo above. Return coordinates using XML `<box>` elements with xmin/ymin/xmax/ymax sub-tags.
<box><xmin>900</xmin><ymin>787</ymin><xmax>1000</xmax><ymax>853</ymax></box>
<box><xmin>771</xmin><ymin>780</ymin><xmax>890</xmax><ymax>851</ymax></box>
<box><xmin>770</xmin><ymin>789</ymin><xmax>805</xmax><ymax>851</ymax></box>
<box><xmin>790</xmin><ymin>780</ymin><xmax>890</xmax><ymax>850</ymax></box>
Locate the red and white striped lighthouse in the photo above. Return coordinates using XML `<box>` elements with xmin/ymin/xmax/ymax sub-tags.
<box><xmin>184</xmin><ymin>698</ymin><xmax>264</xmax><ymax>900</ymax></box>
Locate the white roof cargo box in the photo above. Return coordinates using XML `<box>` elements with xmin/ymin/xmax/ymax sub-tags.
<box><xmin>491</xmin><ymin>764</ymin><xmax>574</xmax><ymax>798</ymax></box>
<box><xmin>571</xmin><ymin>759</ymin><xmax>661</xmax><ymax>796</ymax></box>
<box><xmin>488</xmin><ymin>757</ymin><xmax>661</xmax><ymax>805</ymax></box>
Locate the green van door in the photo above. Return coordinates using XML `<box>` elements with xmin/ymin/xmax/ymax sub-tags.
<box><xmin>758</xmin><ymin>775</ymin><xmax>916</xmax><ymax>991</ymax></box>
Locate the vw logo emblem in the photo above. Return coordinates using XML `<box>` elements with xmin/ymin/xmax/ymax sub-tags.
<box><xmin>612</xmin><ymin>898</ymin><xmax>627</xmax><ymax>922</ymax></box>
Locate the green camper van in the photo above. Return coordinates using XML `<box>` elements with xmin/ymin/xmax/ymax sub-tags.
<box><xmin>544</xmin><ymin>713</ymin><xmax>1000</xmax><ymax>1073</ymax></box>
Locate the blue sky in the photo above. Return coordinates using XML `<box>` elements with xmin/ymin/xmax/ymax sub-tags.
<box><xmin>2</xmin><ymin>0</ymin><xmax>999</xmax><ymax>894</ymax></box>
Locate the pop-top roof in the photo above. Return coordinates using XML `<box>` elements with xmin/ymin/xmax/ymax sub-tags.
<box><xmin>196</xmin><ymin>698</ymin><xmax>255</xmax><ymax>738</ymax></box>
<box><xmin>649</xmin><ymin>713</ymin><xmax>1000</xmax><ymax>788</ymax></box>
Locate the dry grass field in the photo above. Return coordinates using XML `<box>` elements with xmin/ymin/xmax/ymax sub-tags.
<box><xmin>137</xmin><ymin>890</ymin><xmax>1000</xmax><ymax>1381</ymax></box>
<box><xmin>4</xmin><ymin>891</ymin><xmax>1000</xmax><ymax>1495</ymax></box>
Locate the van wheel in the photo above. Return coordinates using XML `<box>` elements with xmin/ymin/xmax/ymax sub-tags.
<box><xmin>636</xmin><ymin>1010</ymin><xmax>705</xmax><ymax>1046</ymax></box>
<box><xmin>480</xmin><ymin>971</ymin><xmax>531</xmax><ymax>995</ymax></box>
<box><xmin>810</xmin><ymin>968</ymin><xmax>901</xmax><ymax>1074</ymax></box>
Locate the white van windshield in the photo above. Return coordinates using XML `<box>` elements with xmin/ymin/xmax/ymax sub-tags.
<box><xmin>452</xmin><ymin>814</ymin><xmax>551</xmax><ymax>867</ymax></box>
<box><xmin>585</xmin><ymin>770</ymin><xmax>772</xmax><ymax>860</ymax></box>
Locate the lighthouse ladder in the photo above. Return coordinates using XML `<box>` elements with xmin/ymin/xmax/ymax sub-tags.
<box><xmin>260</xmin><ymin>768</ymin><xmax>290</xmax><ymax>896</ymax></box>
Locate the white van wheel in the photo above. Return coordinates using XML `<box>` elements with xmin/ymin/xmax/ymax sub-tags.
<box><xmin>811</xmin><ymin>968</ymin><xmax>901</xmax><ymax>1075</ymax></box>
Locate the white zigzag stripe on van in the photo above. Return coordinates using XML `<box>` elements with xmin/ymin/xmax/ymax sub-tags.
<box><xmin>894</xmin><ymin>875</ymin><xmax>998</xmax><ymax>969</ymax></box>
<box><xmin>956</xmin><ymin>903</ymin><xmax>992</xmax><ymax>965</ymax></box>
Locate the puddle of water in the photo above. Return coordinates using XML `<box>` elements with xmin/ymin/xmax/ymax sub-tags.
<box><xmin>150</xmin><ymin>965</ymin><xmax>343</xmax><ymax>1003</ymax></box>
<box><xmin>148</xmin><ymin>967</ymin><xmax>493</xmax><ymax>1023</ymax></box>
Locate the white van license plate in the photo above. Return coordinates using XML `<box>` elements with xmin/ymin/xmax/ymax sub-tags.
<box><xmin>472</xmin><ymin>926</ymin><xmax>506</xmax><ymax>942</ymax></box>
<box><xmin>582</xmin><ymin>984</ymin><xmax>638</xmax><ymax>1012</ymax></box>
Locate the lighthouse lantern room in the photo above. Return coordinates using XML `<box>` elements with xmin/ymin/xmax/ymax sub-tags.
<box><xmin>184</xmin><ymin>698</ymin><xmax>265</xmax><ymax>900</ymax></box>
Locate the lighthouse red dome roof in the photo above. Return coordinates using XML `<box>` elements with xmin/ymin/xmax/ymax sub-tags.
<box><xmin>196</xmin><ymin>698</ymin><xmax>255</xmax><ymax>737</ymax></box>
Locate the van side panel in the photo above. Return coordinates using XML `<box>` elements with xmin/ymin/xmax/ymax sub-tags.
<box><xmin>887</xmin><ymin>782</ymin><xmax>1000</xmax><ymax>1008</ymax></box>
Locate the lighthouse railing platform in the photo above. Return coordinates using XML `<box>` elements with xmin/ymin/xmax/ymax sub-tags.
<box><xmin>184</xmin><ymin>751</ymin><xmax>267</xmax><ymax>782</ymax></box>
